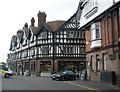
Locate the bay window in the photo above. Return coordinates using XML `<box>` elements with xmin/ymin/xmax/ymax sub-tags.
<box><xmin>91</xmin><ymin>22</ymin><xmax>102</xmax><ymax>49</ymax></box>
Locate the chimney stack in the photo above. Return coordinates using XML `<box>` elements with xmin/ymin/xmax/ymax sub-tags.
<box><xmin>31</xmin><ymin>17</ymin><xmax>35</xmax><ymax>27</ymax></box>
<box><xmin>37</xmin><ymin>11</ymin><xmax>46</xmax><ymax>27</ymax></box>
<box><xmin>24</xmin><ymin>23</ymin><xmax>28</xmax><ymax>28</ymax></box>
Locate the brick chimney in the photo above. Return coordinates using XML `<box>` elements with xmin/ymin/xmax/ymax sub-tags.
<box><xmin>24</xmin><ymin>23</ymin><xmax>28</xmax><ymax>28</ymax></box>
<box><xmin>37</xmin><ymin>11</ymin><xmax>46</xmax><ymax>27</ymax></box>
<box><xmin>31</xmin><ymin>17</ymin><xmax>35</xmax><ymax>27</ymax></box>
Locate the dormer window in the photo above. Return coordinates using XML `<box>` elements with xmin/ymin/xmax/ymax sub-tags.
<box><xmin>83</xmin><ymin>0</ymin><xmax>98</xmax><ymax>19</ymax></box>
<box><xmin>91</xmin><ymin>22</ymin><xmax>101</xmax><ymax>49</ymax></box>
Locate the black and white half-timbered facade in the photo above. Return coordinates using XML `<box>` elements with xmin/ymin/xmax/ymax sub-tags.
<box><xmin>54</xmin><ymin>13</ymin><xmax>86</xmax><ymax>72</ymax></box>
<box><xmin>8</xmin><ymin>9</ymin><xmax>86</xmax><ymax>76</ymax></box>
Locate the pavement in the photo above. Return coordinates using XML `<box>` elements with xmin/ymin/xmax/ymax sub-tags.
<box><xmin>65</xmin><ymin>79</ymin><xmax>120</xmax><ymax>92</ymax></box>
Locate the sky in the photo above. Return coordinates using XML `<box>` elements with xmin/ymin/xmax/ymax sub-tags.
<box><xmin>0</xmin><ymin>0</ymin><xmax>80</xmax><ymax>63</ymax></box>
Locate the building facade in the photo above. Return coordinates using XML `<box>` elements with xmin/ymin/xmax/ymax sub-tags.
<box><xmin>78</xmin><ymin>0</ymin><xmax>120</xmax><ymax>86</ymax></box>
<box><xmin>8</xmin><ymin>10</ymin><xmax>86</xmax><ymax>76</ymax></box>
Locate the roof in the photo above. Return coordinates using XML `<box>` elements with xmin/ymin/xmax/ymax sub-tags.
<box><xmin>46</xmin><ymin>21</ymin><xmax>65</xmax><ymax>31</ymax></box>
<box><xmin>35</xmin><ymin>20</ymin><xmax>65</xmax><ymax>35</ymax></box>
<box><xmin>17</xmin><ymin>30</ymin><xmax>23</xmax><ymax>42</ymax></box>
<box><xmin>11</xmin><ymin>35</ymin><xmax>17</xmax><ymax>47</ymax></box>
<box><xmin>30</xmin><ymin>26</ymin><xmax>38</xmax><ymax>35</ymax></box>
<box><xmin>23</xmin><ymin>27</ymin><xmax>29</xmax><ymax>38</ymax></box>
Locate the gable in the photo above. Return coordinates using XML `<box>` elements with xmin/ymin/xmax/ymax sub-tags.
<box><xmin>79</xmin><ymin>0</ymin><xmax>119</xmax><ymax>28</ymax></box>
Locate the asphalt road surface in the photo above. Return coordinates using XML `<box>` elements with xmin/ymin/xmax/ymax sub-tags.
<box><xmin>1</xmin><ymin>75</ymin><xmax>119</xmax><ymax>92</ymax></box>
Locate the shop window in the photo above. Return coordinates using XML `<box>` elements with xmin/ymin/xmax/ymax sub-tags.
<box><xmin>25</xmin><ymin>62</ymin><xmax>30</xmax><ymax>70</ymax></box>
<box><xmin>40</xmin><ymin>61</ymin><xmax>51</xmax><ymax>72</ymax></box>
<box><xmin>31</xmin><ymin>61</ymin><xmax>35</xmax><ymax>71</ymax></box>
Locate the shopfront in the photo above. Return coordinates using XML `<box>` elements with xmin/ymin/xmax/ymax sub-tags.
<box><xmin>40</xmin><ymin>61</ymin><xmax>51</xmax><ymax>76</ymax></box>
<box><xmin>58</xmin><ymin>61</ymin><xmax>86</xmax><ymax>72</ymax></box>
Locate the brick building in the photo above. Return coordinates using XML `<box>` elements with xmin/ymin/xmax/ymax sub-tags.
<box><xmin>78</xmin><ymin>0</ymin><xmax>120</xmax><ymax>86</ymax></box>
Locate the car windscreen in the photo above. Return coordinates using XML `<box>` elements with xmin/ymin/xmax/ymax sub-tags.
<box><xmin>1</xmin><ymin>65</ymin><xmax>8</xmax><ymax>71</ymax></box>
<box><xmin>66</xmin><ymin>71</ymin><xmax>74</xmax><ymax>74</ymax></box>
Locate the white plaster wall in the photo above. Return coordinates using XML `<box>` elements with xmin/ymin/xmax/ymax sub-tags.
<box><xmin>79</xmin><ymin>0</ymin><xmax>120</xmax><ymax>28</ymax></box>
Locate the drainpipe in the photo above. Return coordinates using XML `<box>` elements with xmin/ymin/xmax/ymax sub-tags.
<box><xmin>118</xmin><ymin>7</ymin><xmax>120</xmax><ymax>84</ymax></box>
<box><xmin>118</xmin><ymin>7</ymin><xmax>120</xmax><ymax>49</ymax></box>
<box><xmin>52</xmin><ymin>32</ymin><xmax>55</xmax><ymax>73</ymax></box>
<box><xmin>110</xmin><ymin>11</ymin><xmax>115</xmax><ymax>59</ymax></box>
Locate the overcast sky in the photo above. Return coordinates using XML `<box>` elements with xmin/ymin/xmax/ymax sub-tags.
<box><xmin>0</xmin><ymin>0</ymin><xmax>80</xmax><ymax>62</ymax></box>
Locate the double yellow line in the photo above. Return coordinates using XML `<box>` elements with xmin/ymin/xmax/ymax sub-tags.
<box><xmin>64</xmin><ymin>81</ymin><xmax>102</xmax><ymax>92</ymax></box>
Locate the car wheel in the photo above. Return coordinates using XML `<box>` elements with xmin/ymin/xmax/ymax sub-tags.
<box><xmin>4</xmin><ymin>74</ymin><xmax>10</xmax><ymax>78</ymax></box>
<box><xmin>61</xmin><ymin>77</ymin><xmax>64</xmax><ymax>81</ymax></box>
<box><xmin>52</xmin><ymin>78</ymin><xmax>55</xmax><ymax>80</ymax></box>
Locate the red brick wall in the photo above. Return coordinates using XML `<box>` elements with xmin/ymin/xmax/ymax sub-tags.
<box><xmin>101</xmin><ymin>10</ymin><xmax>119</xmax><ymax>47</ymax></box>
<box><xmin>86</xmin><ymin>28</ymin><xmax>91</xmax><ymax>52</ymax></box>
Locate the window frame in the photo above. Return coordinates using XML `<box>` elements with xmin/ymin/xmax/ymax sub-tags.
<box><xmin>91</xmin><ymin>22</ymin><xmax>101</xmax><ymax>41</ymax></box>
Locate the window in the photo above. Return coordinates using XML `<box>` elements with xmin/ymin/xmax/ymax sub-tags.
<box><xmin>40</xmin><ymin>61</ymin><xmax>51</xmax><ymax>72</ymax></box>
<box><xmin>31</xmin><ymin>36</ymin><xmax>34</xmax><ymax>43</ymax></box>
<box><xmin>23</xmin><ymin>50</ymin><xmax>28</xmax><ymax>58</ymax></box>
<box><xmin>64</xmin><ymin>45</ymin><xmax>74</xmax><ymax>54</ymax></box>
<box><xmin>42</xmin><ymin>31</ymin><xmax>47</xmax><ymax>39</ymax></box>
<box><xmin>91</xmin><ymin>22</ymin><xmax>101</xmax><ymax>48</ymax></box>
<box><xmin>42</xmin><ymin>46</ymin><xmax>49</xmax><ymax>54</ymax></box>
<box><xmin>67</xmin><ymin>31</ymin><xmax>74</xmax><ymax>38</ymax></box>
<box><xmin>67</xmin><ymin>31</ymin><xmax>81</xmax><ymax>38</ymax></box>
<box><xmin>91</xmin><ymin>22</ymin><xmax>101</xmax><ymax>40</ymax></box>
<box><xmin>31</xmin><ymin>61</ymin><xmax>35</xmax><ymax>71</ymax></box>
<box><xmin>91</xmin><ymin>56</ymin><xmax>94</xmax><ymax>71</ymax></box>
<box><xmin>103</xmin><ymin>54</ymin><xmax>107</xmax><ymax>70</ymax></box>
<box><xmin>83</xmin><ymin>0</ymin><xmax>98</xmax><ymax>19</ymax></box>
<box><xmin>96</xmin><ymin>55</ymin><xmax>100</xmax><ymax>71</ymax></box>
<box><xmin>95</xmin><ymin>23</ymin><xmax>100</xmax><ymax>38</ymax></box>
<box><xmin>30</xmin><ymin>48</ymin><xmax>35</xmax><ymax>56</ymax></box>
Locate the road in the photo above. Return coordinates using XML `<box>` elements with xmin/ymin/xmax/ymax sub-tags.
<box><xmin>2</xmin><ymin>75</ymin><xmax>119</xmax><ymax>92</ymax></box>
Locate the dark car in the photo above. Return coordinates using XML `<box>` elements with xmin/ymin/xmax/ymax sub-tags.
<box><xmin>51</xmin><ymin>70</ymin><xmax>76</xmax><ymax>81</ymax></box>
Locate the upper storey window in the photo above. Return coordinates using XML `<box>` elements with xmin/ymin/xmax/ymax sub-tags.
<box><xmin>83</xmin><ymin>0</ymin><xmax>98</xmax><ymax>19</ymax></box>
<box><xmin>91</xmin><ymin>22</ymin><xmax>101</xmax><ymax>40</ymax></box>
<box><xmin>42</xmin><ymin>31</ymin><xmax>47</xmax><ymax>39</ymax></box>
<box><xmin>91</xmin><ymin>22</ymin><xmax>101</xmax><ymax>49</ymax></box>
<box><xmin>67</xmin><ymin>31</ymin><xmax>83</xmax><ymax>38</ymax></box>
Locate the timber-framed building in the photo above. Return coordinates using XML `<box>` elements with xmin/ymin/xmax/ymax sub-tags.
<box><xmin>8</xmin><ymin>10</ymin><xmax>86</xmax><ymax>76</ymax></box>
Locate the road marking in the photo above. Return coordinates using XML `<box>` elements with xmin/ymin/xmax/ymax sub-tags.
<box><xmin>64</xmin><ymin>81</ymin><xmax>102</xmax><ymax>92</ymax></box>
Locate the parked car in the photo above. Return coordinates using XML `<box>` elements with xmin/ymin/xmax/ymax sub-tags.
<box><xmin>51</xmin><ymin>70</ymin><xmax>76</xmax><ymax>81</ymax></box>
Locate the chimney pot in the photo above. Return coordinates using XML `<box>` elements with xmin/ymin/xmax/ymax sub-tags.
<box><xmin>31</xmin><ymin>17</ymin><xmax>35</xmax><ymax>27</ymax></box>
<box><xmin>24</xmin><ymin>23</ymin><xmax>28</xmax><ymax>28</ymax></box>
